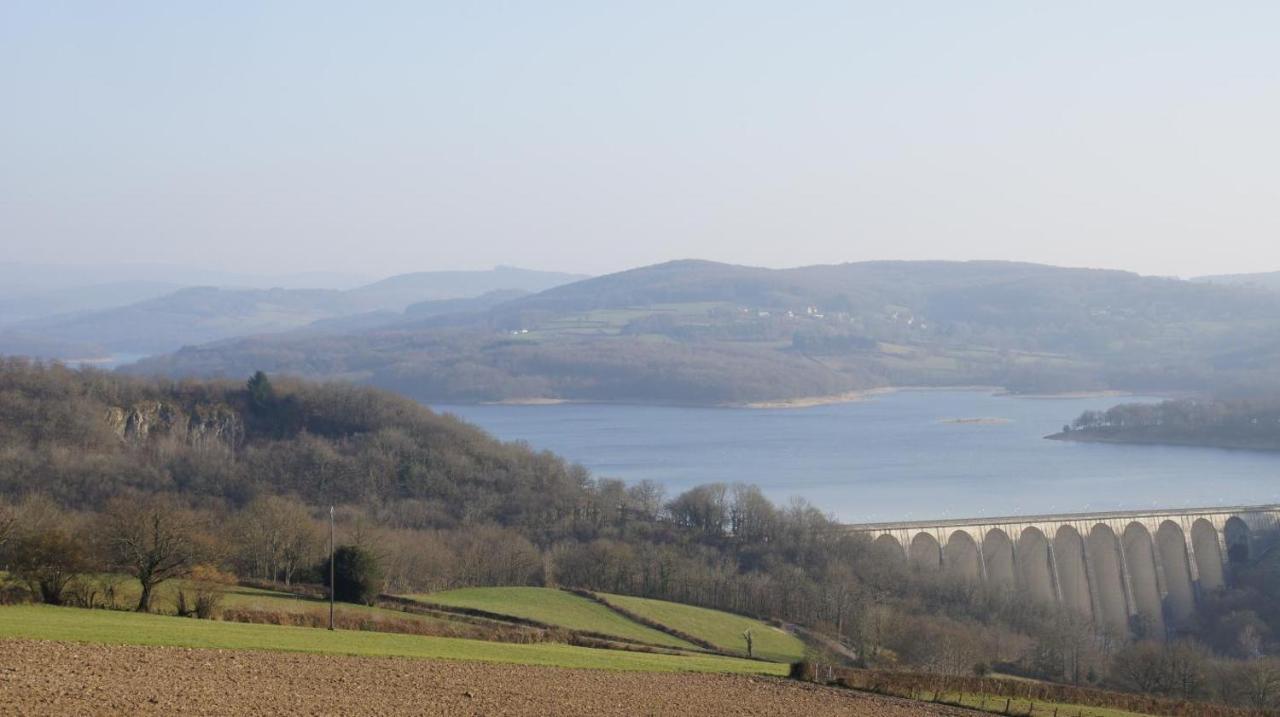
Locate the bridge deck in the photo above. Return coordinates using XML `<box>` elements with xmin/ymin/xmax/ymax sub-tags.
<box><xmin>843</xmin><ymin>504</ymin><xmax>1280</xmax><ymax>531</ymax></box>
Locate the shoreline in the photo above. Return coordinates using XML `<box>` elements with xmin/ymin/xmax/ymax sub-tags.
<box><xmin>735</xmin><ymin>387</ymin><xmax>898</xmax><ymax>409</ymax></box>
<box><xmin>463</xmin><ymin>385</ymin><xmax>1152</xmax><ymax>410</ymax></box>
<box><xmin>482</xmin><ymin>397</ymin><xmax>572</xmax><ymax>406</ymax></box>
<box><xmin>1000</xmin><ymin>389</ymin><xmax>1134</xmax><ymax>400</ymax></box>
<box><xmin>1046</xmin><ymin>431</ymin><xmax>1280</xmax><ymax>453</ymax></box>
<box><xmin>733</xmin><ymin>384</ymin><xmax>1137</xmax><ymax>410</ymax></box>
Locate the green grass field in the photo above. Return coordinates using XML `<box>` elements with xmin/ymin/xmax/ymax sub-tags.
<box><xmin>99</xmin><ymin>578</ymin><xmax>457</xmax><ymax>630</ymax></box>
<box><xmin>936</xmin><ymin>691</ymin><xmax>1149</xmax><ymax>717</ymax></box>
<box><xmin>600</xmin><ymin>593</ymin><xmax>806</xmax><ymax>663</ymax></box>
<box><xmin>0</xmin><ymin>605</ymin><xmax>785</xmax><ymax>675</ymax></box>
<box><xmin>406</xmin><ymin>587</ymin><xmax>697</xmax><ymax>650</ymax></box>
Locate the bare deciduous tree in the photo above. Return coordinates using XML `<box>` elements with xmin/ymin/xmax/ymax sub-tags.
<box><xmin>7</xmin><ymin>519</ymin><xmax>87</xmax><ymax>604</ymax></box>
<box><xmin>0</xmin><ymin>499</ymin><xmax>16</xmax><ymax>550</ymax></box>
<box><xmin>1225</xmin><ymin>658</ymin><xmax>1280</xmax><ymax>711</ymax></box>
<box><xmin>1110</xmin><ymin>642</ymin><xmax>1173</xmax><ymax>695</ymax></box>
<box><xmin>233</xmin><ymin>495</ymin><xmax>319</xmax><ymax>585</ymax></box>
<box><xmin>1165</xmin><ymin>641</ymin><xmax>1211</xmax><ymax>700</ymax></box>
<box><xmin>100</xmin><ymin>495</ymin><xmax>207</xmax><ymax>612</ymax></box>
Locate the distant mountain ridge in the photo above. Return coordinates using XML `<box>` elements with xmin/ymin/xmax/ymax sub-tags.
<box><xmin>0</xmin><ymin>280</ymin><xmax>183</xmax><ymax>327</ymax></box>
<box><xmin>0</xmin><ymin>266</ymin><xmax>585</xmax><ymax>360</ymax></box>
<box><xmin>126</xmin><ymin>259</ymin><xmax>1280</xmax><ymax>404</ymax></box>
<box><xmin>0</xmin><ymin>261</ymin><xmax>376</xmax><ymax>292</ymax></box>
<box><xmin>1194</xmin><ymin>270</ymin><xmax>1280</xmax><ymax>291</ymax></box>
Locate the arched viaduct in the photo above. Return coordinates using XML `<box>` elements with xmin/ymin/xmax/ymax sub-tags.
<box><xmin>846</xmin><ymin>505</ymin><xmax>1280</xmax><ymax>638</ymax></box>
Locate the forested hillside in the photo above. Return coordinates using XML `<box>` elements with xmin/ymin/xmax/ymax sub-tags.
<box><xmin>0</xmin><ymin>358</ymin><xmax>587</xmax><ymax>525</ymax></box>
<box><xmin>128</xmin><ymin>260</ymin><xmax>1280</xmax><ymax>404</ymax></box>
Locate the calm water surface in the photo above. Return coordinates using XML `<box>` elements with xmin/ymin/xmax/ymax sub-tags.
<box><xmin>434</xmin><ymin>391</ymin><xmax>1280</xmax><ymax>523</ymax></box>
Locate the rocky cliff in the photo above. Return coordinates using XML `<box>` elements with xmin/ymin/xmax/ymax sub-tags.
<box><xmin>104</xmin><ymin>400</ymin><xmax>243</xmax><ymax>448</ymax></box>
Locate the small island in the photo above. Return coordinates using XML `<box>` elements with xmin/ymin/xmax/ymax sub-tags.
<box><xmin>1048</xmin><ymin>398</ymin><xmax>1280</xmax><ymax>451</ymax></box>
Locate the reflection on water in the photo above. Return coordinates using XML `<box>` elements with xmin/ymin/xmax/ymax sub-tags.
<box><xmin>64</xmin><ymin>353</ymin><xmax>150</xmax><ymax>370</ymax></box>
<box><xmin>435</xmin><ymin>390</ymin><xmax>1280</xmax><ymax>523</ymax></box>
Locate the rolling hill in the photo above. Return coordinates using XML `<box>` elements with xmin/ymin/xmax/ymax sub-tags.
<box><xmin>598</xmin><ymin>592</ymin><xmax>806</xmax><ymax>662</ymax></box>
<box><xmin>0</xmin><ymin>267</ymin><xmax>584</xmax><ymax>360</ymax></box>
<box><xmin>125</xmin><ymin>259</ymin><xmax>1280</xmax><ymax>404</ymax></box>
<box><xmin>407</xmin><ymin>587</ymin><xmax>699</xmax><ymax>650</ymax></box>
<box><xmin>400</xmin><ymin>587</ymin><xmax>805</xmax><ymax>662</ymax></box>
<box><xmin>1195</xmin><ymin>270</ymin><xmax>1280</xmax><ymax>291</ymax></box>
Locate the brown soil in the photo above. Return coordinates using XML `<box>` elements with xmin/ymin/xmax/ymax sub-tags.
<box><xmin>0</xmin><ymin>639</ymin><xmax>980</xmax><ymax>716</ymax></box>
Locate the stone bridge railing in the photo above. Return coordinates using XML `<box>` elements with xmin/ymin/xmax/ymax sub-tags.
<box><xmin>844</xmin><ymin>505</ymin><xmax>1280</xmax><ymax>637</ymax></box>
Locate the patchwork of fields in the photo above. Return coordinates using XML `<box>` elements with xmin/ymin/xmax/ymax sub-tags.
<box><xmin>0</xmin><ymin>639</ymin><xmax>976</xmax><ymax>716</ymax></box>
<box><xmin>0</xmin><ymin>589</ymin><xmax>1159</xmax><ymax>716</ymax></box>
<box><xmin>0</xmin><ymin>605</ymin><xmax>777</xmax><ymax>674</ymax></box>
<box><xmin>402</xmin><ymin>586</ymin><xmax>807</xmax><ymax>663</ymax></box>
<box><xmin>600</xmin><ymin>592</ymin><xmax>806</xmax><ymax>663</ymax></box>
<box><xmin>407</xmin><ymin>587</ymin><xmax>699</xmax><ymax>650</ymax></box>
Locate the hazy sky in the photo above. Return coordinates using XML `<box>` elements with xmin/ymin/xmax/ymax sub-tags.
<box><xmin>3</xmin><ymin>2</ymin><xmax>1279</xmax><ymax>278</ymax></box>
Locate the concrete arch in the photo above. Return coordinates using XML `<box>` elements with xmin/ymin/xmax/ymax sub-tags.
<box><xmin>1087</xmin><ymin>524</ymin><xmax>1130</xmax><ymax>637</ymax></box>
<box><xmin>943</xmin><ymin>531</ymin><xmax>982</xmax><ymax>582</ymax></box>
<box><xmin>1155</xmin><ymin>521</ymin><xmax>1195</xmax><ymax>627</ymax></box>
<box><xmin>909</xmin><ymin>532</ymin><xmax>942</xmax><ymax>571</ymax></box>
<box><xmin>982</xmin><ymin>528</ymin><xmax>1015</xmax><ymax>592</ymax></box>
<box><xmin>1224</xmin><ymin>517</ymin><xmax>1251</xmax><ymax>566</ymax></box>
<box><xmin>848</xmin><ymin>504</ymin><xmax>1280</xmax><ymax>640</ymax></box>
<box><xmin>1122</xmin><ymin>522</ymin><xmax>1165</xmax><ymax>637</ymax></box>
<box><xmin>874</xmin><ymin>534</ymin><xmax>906</xmax><ymax>562</ymax></box>
<box><xmin>1190</xmin><ymin>519</ymin><xmax>1225</xmax><ymax>592</ymax></box>
<box><xmin>1016</xmin><ymin>527</ymin><xmax>1056</xmax><ymax>604</ymax></box>
<box><xmin>1054</xmin><ymin>526</ymin><xmax>1093</xmax><ymax>620</ymax></box>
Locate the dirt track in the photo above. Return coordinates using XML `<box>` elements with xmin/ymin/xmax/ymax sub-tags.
<box><xmin>0</xmin><ymin>639</ymin><xmax>980</xmax><ymax>716</ymax></box>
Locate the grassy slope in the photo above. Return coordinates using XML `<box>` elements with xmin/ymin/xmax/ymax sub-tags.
<box><xmin>938</xmin><ymin>691</ymin><xmax>1150</xmax><ymax>717</ymax></box>
<box><xmin>408</xmin><ymin>587</ymin><xmax>696</xmax><ymax>650</ymax></box>
<box><xmin>0</xmin><ymin>605</ymin><xmax>784</xmax><ymax>675</ymax></box>
<box><xmin>105</xmin><ymin>578</ymin><xmax>455</xmax><ymax>629</ymax></box>
<box><xmin>602</xmin><ymin>593</ymin><xmax>806</xmax><ymax>663</ymax></box>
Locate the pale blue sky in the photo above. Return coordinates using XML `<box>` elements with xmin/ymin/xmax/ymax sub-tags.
<box><xmin>3</xmin><ymin>2</ymin><xmax>1278</xmax><ymax>277</ymax></box>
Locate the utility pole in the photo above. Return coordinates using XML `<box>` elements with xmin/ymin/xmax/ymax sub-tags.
<box><xmin>328</xmin><ymin>505</ymin><xmax>335</xmax><ymax>631</ymax></box>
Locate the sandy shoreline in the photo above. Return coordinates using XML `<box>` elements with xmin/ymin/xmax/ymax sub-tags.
<box><xmin>734</xmin><ymin>385</ymin><xmax>1029</xmax><ymax>409</ymax></box>
<box><xmin>736</xmin><ymin>388</ymin><xmax>898</xmax><ymax>409</ymax></box>
<box><xmin>482</xmin><ymin>397</ymin><xmax>572</xmax><ymax>406</ymax></box>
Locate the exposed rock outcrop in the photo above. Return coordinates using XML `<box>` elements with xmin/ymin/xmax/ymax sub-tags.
<box><xmin>105</xmin><ymin>401</ymin><xmax>243</xmax><ymax>448</ymax></box>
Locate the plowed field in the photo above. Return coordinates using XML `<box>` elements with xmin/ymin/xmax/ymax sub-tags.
<box><xmin>0</xmin><ymin>639</ymin><xmax>980</xmax><ymax>716</ymax></box>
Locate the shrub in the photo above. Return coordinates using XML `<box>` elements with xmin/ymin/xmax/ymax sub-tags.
<box><xmin>0</xmin><ymin>582</ymin><xmax>32</xmax><ymax>606</ymax></box>
<box><xmin>63</xmin><ymin>576</ymin><xmax>101</xmax><ymax>609</ymax></box>
<box><xmin>321</xmin><ymin>545</ymin><xmax>383</xmax><ymax>605</ymax></box>
<box><xmin>193</xmin><ymin>587</ymin><xmax>225</xmax><ymax>620</ymax></box>
<box><xmin>790</xmin><ymin>660</ymin><xmax>818</xmax><ymax>682</ymax></box>
<box><xmin>6</xmin><ymin>526</ymin><xmax>88</xmax><ymax>606</ymax></box>
<box><xmin>176</xmin><ymin>564</ymin><xmax>237</xmax><ymax>619</ymax></box>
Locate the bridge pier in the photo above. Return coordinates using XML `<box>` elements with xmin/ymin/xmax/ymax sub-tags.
<box><xmin>1079</xmin><ymin>528</ymin><xmax>1105</xmax><ymax>626</ymax></box>
<box><xmin>847</xmin><ymin>504</ymin><xmax>1280</xmax><ymax>640</ymax></box>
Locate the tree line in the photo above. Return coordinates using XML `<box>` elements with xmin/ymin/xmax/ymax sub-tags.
<box><xmin>1067</xmin><ymin>398</ymin><xmax>1280</xmax><ymax>450</ymax></box>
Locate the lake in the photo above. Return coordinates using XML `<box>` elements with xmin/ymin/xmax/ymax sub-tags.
<box><xmin>433</xmin><ymin>390</ymin><xmax>1280</xmax><ymax>523</ymax></box>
